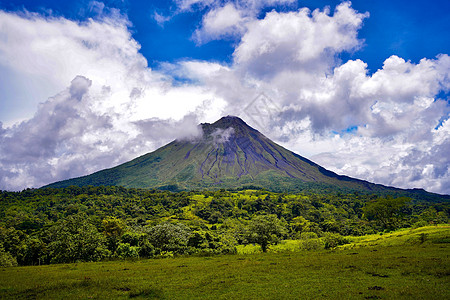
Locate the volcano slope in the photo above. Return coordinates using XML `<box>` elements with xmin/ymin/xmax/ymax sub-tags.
<box><xmin>45</xmin><ymin>116</ymin><xmax>448</xmax><ymax>200</ymax></box>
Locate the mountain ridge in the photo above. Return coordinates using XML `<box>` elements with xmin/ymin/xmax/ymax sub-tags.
<box><xmin>44</xmin><ymin>116</ymin><xmax>449</xmax><ymax>201</ymax></box>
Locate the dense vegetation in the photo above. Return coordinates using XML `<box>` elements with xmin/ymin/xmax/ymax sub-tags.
<box><xmin>0</xmin><ymin>186</ymin><xmax>448</xmax><ymax>266</ymax></box>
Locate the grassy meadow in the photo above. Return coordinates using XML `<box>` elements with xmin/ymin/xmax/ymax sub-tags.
<box><xmin>1</xmin><ymin>225</ymin><xmax>448</xmax><ymax>299</ymax></box>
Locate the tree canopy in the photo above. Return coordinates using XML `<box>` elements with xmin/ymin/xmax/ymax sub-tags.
<box><xmin>0</xmin><ymin>186</ymin><xmax>447</xmax><ymax>266</ymax></box>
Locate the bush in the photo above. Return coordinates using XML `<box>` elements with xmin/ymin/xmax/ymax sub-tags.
<box><xmin>299</xmin><ymin>238</ymin><xmax>324</xmax><ymax>251</ymax></box>
<box><xmin>187</xmin><ymin>231</ymin><xmax>209</xmax><ymax>249</ymax></box>
<box><xmin>0</xmin><ymin>247</ymin><xmax>17</xmax><ymax>267</ymax></box>
<box><xmin>187</xmin><ymin>230</ymin><xmax>237</xmax><ymax>255</ymax></box>
<box><xmin>116</xmin><ymin>243</ymin><xmax>140</xmax><ymax>259</ymax></box>
<box><xmin>146</xmin><ymin>223</ymin><xmax>191</xmax><ymax>254</ymax></box>
<box><xmin>322</xmin><ymin>232</ymin><xmax>349</xmax><ymax>249</ymax></box>
<box><xmin>412</xmin><ymin>220</ymin><xmax>428</xmax><ymax>228</ymax></box>
<box><xmin>121</xmin><ymin>232</ymin><xmax>142</xmax><ymax>247</ymax></box>
<box><xmin>138</xmin><ymin>239</ymin><xmax>155</xmax><ymax>258</ymax></box>
<box><xmin>300</xmin><ymin>232</ymin><xmax>318</xmax><ymax>240</ymax></box>
<box><xmin>157</xmin><ymin>251</ymin><xmax>174</xmax><ymax>258</ymax></box>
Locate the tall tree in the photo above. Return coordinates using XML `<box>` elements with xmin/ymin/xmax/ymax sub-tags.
<box><xmin>363</xmin><ymin>197</ymin><xmax>411</xmax><ymax>230</ymax></box>
<box><xmin>246</xmin><ymin>215</ymin><xmax>287</xmax><ymax>252</ymax></box>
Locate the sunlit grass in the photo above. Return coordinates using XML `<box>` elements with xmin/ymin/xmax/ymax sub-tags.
<box><xmin>341</xmin><ymin>225</ymin><xmax>450</xmax><ymax>248</ymax></box>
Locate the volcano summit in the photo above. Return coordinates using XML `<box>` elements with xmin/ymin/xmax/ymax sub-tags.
<box><xmin>45</xmin><ymin>116</ymin><xmax>446</xmax><ymax>199</ymax></box>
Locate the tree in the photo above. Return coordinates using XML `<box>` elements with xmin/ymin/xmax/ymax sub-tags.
<box><xmin>102</xmin><ymin>217</ymin><xmax>126</xmax><ymax>237</ymax></box>
<box><xmin>0</xmin><ymin>243</ymin><xmax>17</xmax><ymax>267</ymax></box>
<box><xmin>363</xmin><ymin>197</ymin><xmax>411</xmax><ymax>230</ymax></box>
<box><xmin>289</xmin><ymin>216</ymin><xmax>316</xmax><ymax>238</ymax></box>
<box><xmin>17</xmin><ymin>238</ymin><xmax>46</xmax><ymax>265</ymax></box>
<box><xmin>146</xmin><ymin>223</ymin><xmax>191</xmax><ymax>254</ymax></box>
<box><xmin>102</xmin><ymin>217</ymin><xmax>125</xmax><ymax>252</ymax></box>
<box><xmin>246</xmin><ymin>214</ymin><xmax>287</xmax><ymax>252</ymax></box>
<box><xmin>46</xmin><ymin>215</ymin><xmax>109</xmax><ymax>263</ymax></box>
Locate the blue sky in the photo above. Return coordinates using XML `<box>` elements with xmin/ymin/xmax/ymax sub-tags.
<box><xmin>0</xmin><ymin>0</ymin><xmax>449</xmax><ymax>193</ymax></box>
<box><xmin>2</xmin><ymin>0</ymin><xmax>449</xmax><ymax>71</ymax></box>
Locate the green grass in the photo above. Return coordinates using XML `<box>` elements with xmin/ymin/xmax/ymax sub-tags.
<box><xmin>1</xmin><ymin>226</ymin><xmax>449</xmax><ymax>299</ymax></box>
<box><xmin>341</xmin><ymin>225</ymin><xmax>450</xmax><ymax>248</ymax></box>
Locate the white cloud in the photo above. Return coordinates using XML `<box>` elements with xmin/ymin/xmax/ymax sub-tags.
<box><xmin>176</xmin><ymin>0</ymin><xmax>295</xmax><ymax>12</ymax></box>
<box><xmin>285</xmin><ymin>54</ymin><xmax>450</xmax><ymax>136</ymax></box>
<box><xmin>0</xmin><ymin>9</ymin><xmax>145</xmax><ymax>125</ymax></box>
<box><xmin>0</xmin><ymin>10</ymin><xmax>224</xmax><ymax>190</ymax></box>
<box><xmin>193</xmin><ymin>3</ymin><xmax>248</xmax><ymax>44</ymax></box>
<box><xmin>0</xmin><ymin>75</ymin><xmax>114</xmax><ymax>189</ymax></box>
<box><xmin>310</xmin><ymin>119</ymin><xmax>450</xmax><ymax>194</ymax></box>
<box><xmin>271</xmin><ymin>54</ymin><xmax>450</xmax><ymax>193</ymax></box>
<box><xmin>189</xmin><ymin>0</ymin><xmax>297</xmax><ymax>44</ymax></box>
<box><xmin>175</xmin><ymin>0</ymin><xmax>215</xmax><ymax>12</ymax></box>
<box><xmin>153</xmin><ymin>11</ymin><xmax>172</xmax><ymax>27</ymax></box>
<box><xmin>211</xmin><ymin>127</ymin><xmax>235</xmax><ymax>144</ymax></box>
<box><xmin>233</xmin><ymin>2</ymin><xmax>368</xmax><ymax>77</ymax></box>
<box><xmin>0</xmin><ymin>71</ymin><xmax>218</xmax><ymax>190</ymax></box>
<box><xmin>360</xmin><ymin>55</ymin><xmax>449</xmax><ymax>102</ymax></box>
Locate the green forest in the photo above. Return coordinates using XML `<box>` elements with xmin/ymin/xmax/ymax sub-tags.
<box><xmin>0</xmin><ymin>186</ymin><xmax>448</xmax><ymax>267</ymax></box>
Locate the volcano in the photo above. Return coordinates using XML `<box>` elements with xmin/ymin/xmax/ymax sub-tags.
<box><xmin>45</xmin><ymin>116</ymin><xmax>447</xmax><ymax>199</ymax></box>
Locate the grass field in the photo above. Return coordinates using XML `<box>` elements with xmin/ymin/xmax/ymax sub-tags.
<box><xmin>1</xmin><ymin>226</ymin><xmax>448</xmax><ymax>299</ymax></box>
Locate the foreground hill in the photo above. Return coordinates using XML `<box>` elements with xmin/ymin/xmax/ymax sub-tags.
<box><xmin>45</xmin><ymin>116</ymin><xmax>448</xmax><ymax>201</ymax></box>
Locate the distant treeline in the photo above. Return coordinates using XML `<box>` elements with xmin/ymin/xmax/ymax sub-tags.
<box><xmin>0</xmin><ymin>186</ymin><xmax>448</xmax><ymax>266</ymax></box>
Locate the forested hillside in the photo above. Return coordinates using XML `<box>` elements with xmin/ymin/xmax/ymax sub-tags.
<box><xmin>0</xmin><ymin>186</ymin><xmax>448</xmax><ymax>266</ymax></box>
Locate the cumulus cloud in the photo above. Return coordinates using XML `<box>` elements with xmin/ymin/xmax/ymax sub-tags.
<box><xmin>193</xmin><ymin>3</ymin><xmax>248</xmax><ymax>44</ymax></box>
<box><xmin>0</xmin><ymin>75</ymin><xmax>113</xmax><ymax>189</ymax></box>
<box><xmin>186</xmin><ymin>0</ymin><xmax>297</xmax><ymax>44</ymax></box>
<box><xmin>0</xmin><ymin>9</ymin><xmax>144</xmax><ymax>125</ymax></box>
<box><xmin>269</xmin><ymin>54</ymin><xmax>450</xmax><ymax>194</ymax></box>
<box><xmin>281</xmin><ymin>54</ymin><xmax>450</xmax><ymax>135</ymax></box>
<box><xmin>233</xmin><ymin>2</ymin><xmax>368</xmax><ymax>77</ymax></box>
<box><xmin>135</xmin><ymin>114</ymin><xmax>204</xmax><ymax>142</ymax></box>
<box><xmin>70</xmin><ymin>76</ymin><xmax>92</xmax><ymax>101</ymax></box>
<box><xmin>0</xmin><ymin>71</ymin><xmax>217</xmax><ymax>190</ymax></box>
<box><xmin>310</xmin><ymin>119</ymin><xmax>450</xmax><ymax>194</ymax></box>
<box><xmin>0</xmin><ymin>10</ymin><xmax>222</xmax><ymax>190</ymax></box>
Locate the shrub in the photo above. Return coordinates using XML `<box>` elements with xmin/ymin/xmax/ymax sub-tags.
<box><xmin>0</xmin><ymin>246</ymin><xmax>17</xmax><ymax>267</ymax></box>
<box><xmin>116</xmin><ymin>243</ymin><xmax>140</xmax><ymax>259</ymax></box>
<box><xmin>322</xmin><ymin>232</ymin><xmax>349</xmax><ymax>249</ymax></box>
<box><xmin>121</xmin><ymin>232</ymin><xmax>142</xmax><ymax>247</ymax></box>
<box><xmin>300</xmin><ymin>232</ymin><xmax>318</xmax><ymax>240</ymax></box>
<box><xmin>412</xmin><ymin>220</ymin><xmax>428</xmax><ymax>229</ymax></box>
<box><xmin>138</xmin><ymin>239</ymin><xmax>155</xmax><ymax>258</ymax></box>
<box><xmin>146</xmin><ymin>223</ymin><xmax>191</xmax><ymax>254</ymax></box>
<box><xmin>299</xmin><ymin>238</ymin><xmax>324</xmax><ymax>251</ymax></box>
